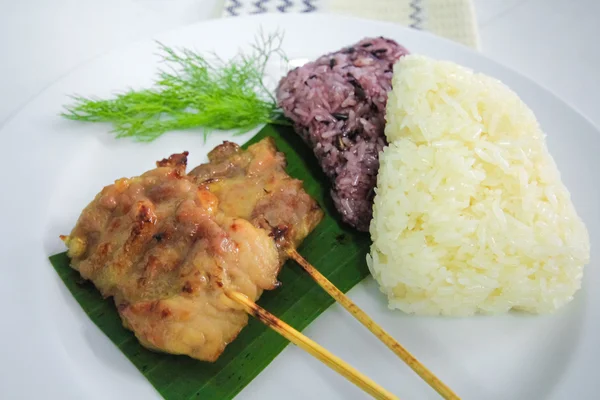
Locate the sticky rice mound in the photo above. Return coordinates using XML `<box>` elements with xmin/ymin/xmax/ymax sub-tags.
<box><xmin>367</xmin><ymin>55</ymin><xmax>590</xmax><ymax>316</ymax></box>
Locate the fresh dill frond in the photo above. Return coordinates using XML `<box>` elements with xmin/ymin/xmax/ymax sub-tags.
<box><xmin>61</xmin><ymin>29</ymin><xmax>290</xmax><ymax>142</ymax></box>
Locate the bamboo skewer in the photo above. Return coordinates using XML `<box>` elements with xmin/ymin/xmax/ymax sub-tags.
<box><xmin>286</xmin><ymin>249</ymin><xmax>460</xmax><ymax>400</ymax></box>
<box><xmin>226</xmin><ymin>290</ymin><xmax>399</xmax><ymax>400</ymax></box>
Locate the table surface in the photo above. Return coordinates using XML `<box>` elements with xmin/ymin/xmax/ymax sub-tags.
<box><xmin>1</xmin><ymin>0</ymin><xmax>598</xmax><ymax>128</ymax></box>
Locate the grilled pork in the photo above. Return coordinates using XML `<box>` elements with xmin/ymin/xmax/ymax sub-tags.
<box><xmin>63</xmin><ymin>138</ymin><xmax>322</xmax><ymax>361</ymax></box>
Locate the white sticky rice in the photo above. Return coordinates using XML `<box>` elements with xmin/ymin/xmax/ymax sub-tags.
<box><xmin>367</xmin><ymin>55</ymin><xmax>590</xmax><ymax>316</ymax></box>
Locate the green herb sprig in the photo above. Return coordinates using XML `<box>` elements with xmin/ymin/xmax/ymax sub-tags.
<box><xmin>62</xmin><ymin>30</ymin><xmax>290</xmax><ymax>142</ymax></box>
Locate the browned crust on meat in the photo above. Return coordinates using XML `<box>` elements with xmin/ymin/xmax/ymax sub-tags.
<box><xmin>62</xmin><ymin>138</ymin><xmax>322</xmax><ymax>362</ymax></box>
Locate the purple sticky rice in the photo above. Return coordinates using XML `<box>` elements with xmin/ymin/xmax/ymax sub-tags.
<box><xmin>276</xmin><ymin>37</ymin><xmax>409</xmax><ymax>231</ymax></box>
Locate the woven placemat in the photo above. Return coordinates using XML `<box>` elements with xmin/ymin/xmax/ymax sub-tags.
<box><xmin>221</xmin><ymin>0</ymin><xmax>480</xmax><ymax>49</ymax></box>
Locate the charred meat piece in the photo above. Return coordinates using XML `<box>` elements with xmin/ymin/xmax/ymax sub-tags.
<box><xmin>190</xmin><ymin>137</ymin><xmax>324</xmax><ymax>253</ymax></box>
<box><xmin>276</xmin><ymin>37</ymin><xmax>409</xmax><ymax>231</ymax></box>
<box><xmin>63</xmin><ymin>138</ymin><xmax>322</xmax><ymax>361</ymax></box>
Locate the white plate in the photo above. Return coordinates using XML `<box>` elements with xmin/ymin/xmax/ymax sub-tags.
<box><xmin>1</xmin><ymin>13</ymin><xmax>598</xmax><ymax>400</ymax></box>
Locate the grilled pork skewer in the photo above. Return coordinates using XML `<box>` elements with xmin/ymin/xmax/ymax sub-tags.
<box><xmin>62</xmin><ymin>138</ymin><xmax>454</xmax><ymax>398</ymax></box>
<box><xmin>61</xmin><ymin>138</ymin><xmax>399</xmax><ymax>398</ymax></box>
<box><xmin>62</xmin><ymin>142</ymin><xmax>322</xmax><ymax>361</ymax></box>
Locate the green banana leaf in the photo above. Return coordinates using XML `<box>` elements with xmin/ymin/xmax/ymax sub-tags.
<box><xmin>48</xmin><ymin>123</ymin><xmax>371</xmax><ymax>399</ymax></box>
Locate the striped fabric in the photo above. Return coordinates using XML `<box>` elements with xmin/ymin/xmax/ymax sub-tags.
<box><xmin>224</xmin><ymin>0</ymin><xmax>320</xmax><ymax>16</ymax></box>
<box><xmin>221</xmin><ymin>0</ymin><xmax>479</xmax><ymax>50</ymax></box>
